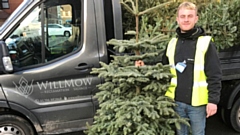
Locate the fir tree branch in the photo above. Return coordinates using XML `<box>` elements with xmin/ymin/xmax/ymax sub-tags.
<box><xmin>139</xmin><ymin>1</ymin><xmax>174</xmax><ymax>16</ymax></box>
<box><xmin>120</xmin><ymin>0</ymin><xmax>135</xmax><ymax>15</ymax></box>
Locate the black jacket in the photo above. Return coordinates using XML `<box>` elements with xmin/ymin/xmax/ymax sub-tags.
<box><xmin>162</xmin><ymin>26</ymin><xmax>222</xmax><ymax>105</ymax></box>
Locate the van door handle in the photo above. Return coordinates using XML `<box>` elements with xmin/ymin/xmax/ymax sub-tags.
<box><xmin>75</xmin><ymin>64</ymin><xmax>94</xmax><ymax>70</ymax></box>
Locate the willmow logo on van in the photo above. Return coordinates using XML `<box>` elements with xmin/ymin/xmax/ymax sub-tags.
<box><xmin>13</xmin><ymin>77</ymin><xmax>93</xmax><ymax>96</ymax></box>
<box><xmin>36</xmin><ymin>78</ymin><xmax>93</xmax><ymax>90</ymax></box>
<box><xmin>13</xmin><ymin>77</ymin><xmax>34</xmax><ymax>97</ymax></box>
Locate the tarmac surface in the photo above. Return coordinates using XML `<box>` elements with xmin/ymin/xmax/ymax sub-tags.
<box><xmin>205</xmin><ymin>113</ymin><xmax>239</xmax><ymax>135</ymax></box>
<box><xmin>64</xmin><ymin>112</ymin><xmax>239</xmax><ymax>135</ymax></box>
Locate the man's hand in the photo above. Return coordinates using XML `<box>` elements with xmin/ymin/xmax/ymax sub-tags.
<box><xmin>135</xmin><ymin>60</ymin><xmax>144</xmax><ymax>67</ymax></box>
<box><xmin>206</xmin><ymin>103</ymin><xmax>217</xmax><ymax>118</ymax></box>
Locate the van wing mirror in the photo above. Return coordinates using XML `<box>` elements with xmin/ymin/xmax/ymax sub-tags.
<box><xmin>0</xmin><ymin>41</ymin><xmax>13</xmax><ymax>73</ymax></box>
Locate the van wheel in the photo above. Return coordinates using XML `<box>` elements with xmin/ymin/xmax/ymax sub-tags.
<box><xmin>64</xmin><ymin>31</ymin><xmax>71</xmax><ymax>37</ymax></box>
<box><xmin>0</xmin><ymin>114</ymin><xmax>35</xmax><ymax>135</ymax></box>
<box><xmin>230</xmin><ymin>98</ymin><xmax>240</xmax><ymax>132</ymax></box>
<box><xmin>220</xmin><ymin>107</ymin><xmax>231</xmax><ymax>127</ymax></box>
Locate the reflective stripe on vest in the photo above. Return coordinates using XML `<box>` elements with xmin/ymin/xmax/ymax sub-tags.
<box><xmin>165</xmin><ymin>36</ymin><xmax>212</xmax><ymax>106</ymax></box>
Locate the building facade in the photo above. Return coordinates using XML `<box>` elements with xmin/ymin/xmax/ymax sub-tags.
<box><xmin>0</xmin><ymin>0</ymin><xmax>23</xmax><ymax>25</ymax></box>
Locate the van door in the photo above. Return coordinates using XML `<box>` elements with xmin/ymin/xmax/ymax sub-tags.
<box><xmin>0</xmin><ymin>0</ymin><xmax>101</xmax><ymax>133</ymax></box>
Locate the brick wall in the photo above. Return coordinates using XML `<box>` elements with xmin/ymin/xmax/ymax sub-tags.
<box><xmin>4</xmin><ymin>0</ymin><xmax>23</xmax><ymax>14</ymax></box>
<box><xmin>0</xmin><ymin>0</ymin><xmax>23</xmax><ymax>25</ymax></box>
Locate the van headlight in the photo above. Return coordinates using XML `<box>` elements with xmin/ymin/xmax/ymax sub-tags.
<box><xmin>3</xmin><ymin>56</ymin><xmax>13</xmax><ymax>72</ymax></box>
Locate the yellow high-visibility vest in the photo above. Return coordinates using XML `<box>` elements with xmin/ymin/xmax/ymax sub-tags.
<box><xmin>165</xmin><ymin>36</ymin><xmax>212</xmax><ymax>106</ymax></box>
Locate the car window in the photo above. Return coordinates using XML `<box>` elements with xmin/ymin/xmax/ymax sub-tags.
<box><xmin>48</xmin><ymin>24</ymin><xmax>53</xmax><ymax>28</ymax></box>
<box><xmin>5</xmin><ymin>1</ymin><xmax>81</xmax><ymax>69</ymax></box>
<box><xmin>56</xmin><ymin>25</ymin><xmax>61</xmax><ymax>28</ymax></box>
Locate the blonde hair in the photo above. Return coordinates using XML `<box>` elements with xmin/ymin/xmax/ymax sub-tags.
<box><xmin>177</xmin><ymin>2</ymin><xmax>198</xmax><ymax>16</ymax></box>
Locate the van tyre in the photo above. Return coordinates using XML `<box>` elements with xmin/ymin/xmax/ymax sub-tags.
<box><xmin>220</xmin><ymin>107</ymin><xmax>231</xmax><ymax>127</ymax></box>
<box><xmin>230</xmin><ymin>98</ymin><xmax>240</xmax><ymax>132</ymax></box>
<box><xmin>0</xmin><ymin>114</ymin><xmax>35</xmax><ymax>135</ymax></box>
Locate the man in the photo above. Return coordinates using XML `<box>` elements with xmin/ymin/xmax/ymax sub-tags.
<box><xmin>136</xmin><ymin>1</ymin><xmax>222</xmax><ymax>135</ymax></box>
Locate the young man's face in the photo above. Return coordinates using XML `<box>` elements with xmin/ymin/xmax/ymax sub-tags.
<box><xmin>176</xmin><ymin>8</ymin><xmax>198</xmax><ymax>32</ymax></box>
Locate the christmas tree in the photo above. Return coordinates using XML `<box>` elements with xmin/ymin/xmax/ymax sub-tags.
<box><xmin>85</xmin><ymin>0</ymin><xmax>189</xmax><ymax>135</ymax></box>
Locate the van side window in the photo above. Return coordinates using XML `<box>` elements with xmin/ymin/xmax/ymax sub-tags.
<box><xmin>5</xmin><ymin>1</ymin><xmax>81</xmax><ymax>69</ymax></box>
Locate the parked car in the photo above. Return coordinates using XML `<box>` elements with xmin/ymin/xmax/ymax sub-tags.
<box><xmin>39</xmin><ymin>24</ymin><xmax>72</xmax><ymax>37</ymax></box>
<box><xmin>63</xmin><ymin>19</ymin><xmax>72</xmax><ymax>27</ymax></box>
